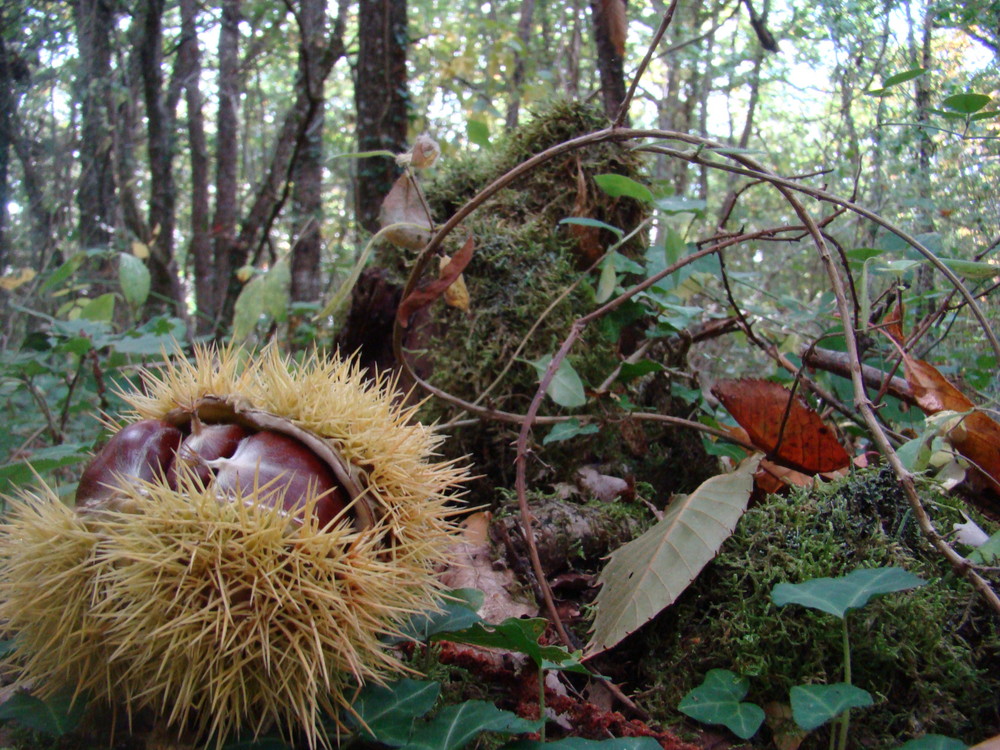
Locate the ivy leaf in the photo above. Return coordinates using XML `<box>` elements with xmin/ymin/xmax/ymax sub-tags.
<box><xmin>587</xmin><ymin>455</ymin><xmax>761</xmax><ymax>653</ymax></box>
<box><xmin>543</xmin><ymin>419</ymin><xmax>600</xmax><ymax>445</ymax></box>
<box><xmin>677</xmin><ymin>669</ymin><xmax>765</xmax><ymax>739</ymax></box>
<box><xmin>772</xmin><ymin>567</ymin><xmax>927</xmax><ymax>619</ymax></box>
<box><xmin>400</xmin><ymin>701</ymin><xmax>541</xmax><ymax>750</ymax></box>
<box><xmin>387</xmin><ymin>589</ymin><xmax>485</xmax><ymax>644</ymax></box>
<box><xmin>790</xmin><ymin>683</ymin><xmax>873</xmax><ymax>730</ymax></box>
<box><xmin>435</xmin><ymin>618</ymin><xmax>583</xmax><ymax>671</ymax></box>
<box><xmin>0</xmin><ymin>688</ymin><xmax>88</xmax><ymax>737</ymax></box>
<box><xmin>593</xmin><ymin>174</ymin><xmax>653</xmax><ymax>203</ymax></box>
<box><xmin>352</xmin><ymin>679</ymin><xmax>441</xmax><ymax>746</ymax></box>
<box><xmin>529</xmin><ymin>355</ymin><xmax>587</xmax><ymax>408</ymax></box>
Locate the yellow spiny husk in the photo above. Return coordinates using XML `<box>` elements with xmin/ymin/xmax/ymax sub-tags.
<box><xmin>0</xmin><ymin>345</ymin><xmax>466</xmax><ymax>748</ymax></box>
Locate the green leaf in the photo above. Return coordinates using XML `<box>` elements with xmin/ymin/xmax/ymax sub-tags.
<box><xmin>865</xmin><ymin>67</ymin><xmax>926</xmax><ymax>95</ymax></box>
<box><xmin>896</xmin><ymin>735</ymin><xmax>968</xmax><ymax>749</ymax></box>
<box><xmin>789</xmin><ymin>683</ymin><xmax>873</xmax><ymax>730</ymax></box>
<box><xmin>467</xmin><ymin>120</ymin><xmax>491</xmax><ymax>148</ymax></box>
<box><xmin>529</xmin><ymin>355</ymin><xmax>587</xmax><ymax>408</ymax></box>
<box><xmin>388</xmin><ymin>589</ymin><xmax>485</xmax><ymax>643</ymax></box>
<box><xmin>0</xmin><ymin>443</ymin><xmax>90</xmax><ymax>493</ymax></box>
<box><xmin>596</xmin><ymin>255</ymin><xmax>617</xmax><ymax>303</ymax></box>
<box><xmin>543</xmin><ymin>419</ymin><xmax>600</xmax><ymax>445</ymax></box>
<box><xmin>0</xmin><ymin>688</ymin><xmax>88</xmax><ymax>736</ymax></box>
<box><xmin>401</xmin><ymin>701</ymin><xmax>541</xmax><ymax>750</ymax></box>
<box><xmin>772</xmin><ymin>567</ymin><xmax>927</xmax><ymax>619</ymax></box>
<box><xmin>352</xmin><ymin>679</ymin><xmax>441</xmax><ymax>746</ymax></box>
<box><xmin>593</xmin><ymin>174</ymin><xmax>654</xmax><ymax>203</ymax></box>
<box><xmin>435</xmin><ymin>618</ymin><xmax>588</xmax><ymax>675</ymax></box>
<box><xmin>587</xmin><ymin>455</ymin><xmax>761</xmax><ymax>653</ymax></box>
<box><xmin>39</xmin><ymin>252</ymin><xmax>86</xmax><ymax>294</ymax></box>
<box><xmin>938</xmin><ymin>258</ymin><xmax>999</xmax><ymax>280</ymax></box>
<box><xmin>616</xmin><ymin>360</ymin><xmax>665</xmax><ymax>382</ymax></box>
<box><xmin>941</xmin><ymin>93</ymin><xmax>992</xmax><ymax>114</ymax></box>
<box><xmin>677</xmin><ymin>669</ymin><xmax>765</xmax><ymax>739</ymax></box>
<box><xmin>558</xmin><ymin>217</ymin><xmax>624</xmax><ymax>240</ymax></box>
<box><xmin>505</xmin><ymin>738</ymin><xmax>664</xmax><ymax>749</ymax></box>
<box><xmin>79</xmin><ymin>293</ymin><xmax>116</xmax><ymax>322</ymax></box>
<box><xmin>968</xmin><ymin>530</ymin><xmax>1000</xmax><ymax>564</ymax></box>
<box><xmin>970</xmin><ymin>110</ymin><xmax>1000</xmax><ymax>121</ymax></box>
<box><xmin>653</xmin><ymin>196</ymin><xmax>707</xmax><ymax>214</ymax></box>
<box><xmin>118</xmin><ymin>252</ymin><xmax>151</xmax><ymax>309</ymax></box>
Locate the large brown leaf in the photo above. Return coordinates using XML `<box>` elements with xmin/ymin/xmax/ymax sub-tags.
<box><xmin>712</xmin><ymin>379</ymin><xmax>851</xmax><ymax>474</ymax></box>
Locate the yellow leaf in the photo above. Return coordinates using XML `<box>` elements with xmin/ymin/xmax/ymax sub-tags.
<box><xmin>131</xmin><ymin>241</ymin><xmax>150</xmax><ymax>259</ymax></box>
<box><xmin>0</xmin><ymin>268</ymin><xmax>37</xmax><ymax>291</ymax></box>
<box><xmin>235</xmin><ymin>265</ymin><xmax>255</xmax><ymax>283</ymax></box>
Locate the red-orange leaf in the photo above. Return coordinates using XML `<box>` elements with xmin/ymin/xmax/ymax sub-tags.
<box><xmin>712</xmin><ymin>379</ymin><xmax>851</xmax><ymax>474</ymax></box>
<box><xmin>397</xmin><ymin>236</ymin><xmax>475</xmax><ymax>328</ymax></box>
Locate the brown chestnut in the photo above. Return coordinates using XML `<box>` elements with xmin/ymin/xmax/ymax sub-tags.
<box><xmin>76</xmin><ymin>420</ymin><xmax>183</xmax><ymax>508</ymax></box>
<box><xmin>208</xmin><ymin>431</ymin><xmax>347</xmax><ymax>527</ymax></box>
<box><xmin>171</xmin><ymin>422</ymin><xmax>250</xmax><ymax>486</ymax></box>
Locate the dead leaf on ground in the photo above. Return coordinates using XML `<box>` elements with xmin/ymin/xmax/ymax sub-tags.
<box><xmin>397</xmin><ymin>236</ymin><xmax>475</xmax><ymax>327</ymax></box>
<box><xmin>765</xmin><ymin>702</ymin><xmax>807</xmax><ymax>750</ymax></box>
<box><xmin>712</xmin><ymin>378</ymin><xmax>851</xmax><ymax>474</ymax></box>
<box><xmin>970</xmin><ymin>734</ymin><xmax>1000</xmax><ymax>750</ymax></box>
<box><xmin>438</xmin><ymin>510</ymin><xmax>537</xmax><ymax>624</ymax></box>
<box><xmin>379</xmin><ymin>172</ymin><xmax>433</xmax><ymax>250</ymax></box>
<box><xmin>567</xmin><ymin>157</ymin><xmax>602</xmax><ymax>265</ymax></box>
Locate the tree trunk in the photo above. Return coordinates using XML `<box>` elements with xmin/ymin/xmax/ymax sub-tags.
<box><xmin>354</xmin><ymin>0</ymin><xmax>409</xmax><ymax>234</ymax></box>
<box><xmin>589</xmin><ymin>0</ymin><xmax>627</xmax><ymax>121</ymax></box>
<box><xmin>0</xmin><ymin>37</ymin><xmax>13</xmax><ymax>270</ymax></box>
<box><xmin>290</xmin><ymin>0</ymin><xmax>329</xmax><ymax>305</ymax></box>
<box><xmin>179</xmin><ymin>0</ymin><xmax>214</xmax><ymax>336</ymax></box>
<box><xmin>504</xmin><ymin>0</ymin><xmax>536</xmax><ymax>131</ymax></box>
<box><xmin>137</xmin><ymin>0</ymin><xmax>185</xmax><ymax>319</ymax></box>
<box><xmin>72</xmin><ymin>0</ymin><xmax>117</xmax><ymax>253</ymax></box>
<box><xmin>211</xmin><ymin>0</ymin><xmax>242</xmax><ymax>332</ymax></box>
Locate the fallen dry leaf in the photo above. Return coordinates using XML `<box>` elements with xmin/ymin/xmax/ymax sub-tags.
<box><xmin>970</xmin><ymin>734</ymin><xmax>1000</xmax><ymax>750</ymax></box>
<box><xmin>378</xmin><ymin>172</ymin><xmax>433</xmax><ymax>250</ymax></box>
<box><xmin>712</xmin><ymin>379</ymin><xmax>851</xmax><ymax>474</ymax></box>
<box><xmin>438</xmin><ymin>511</ymin><xmax>537</xmax><ymax>624</ymax></box>
<box><xmin>397</xmin><ymin>236</ymin><xmax>475</xmax><ymax>327</ymax></box>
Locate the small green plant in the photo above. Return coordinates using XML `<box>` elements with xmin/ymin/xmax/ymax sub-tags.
<box><xmin>676</xmin><ymin>567</ymin><xmax>979</xmax><ymax>748</ymax></box>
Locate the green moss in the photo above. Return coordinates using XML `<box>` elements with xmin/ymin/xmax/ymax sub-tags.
<box><xmin>632</xmin><ymin>468</ymin><xmax>1000</xmax><ymax>746</ymax></box>
<box><xmin>407</xmin><ymin>99</ymin><xmax>717</xmax><ymax>499</ymax></box>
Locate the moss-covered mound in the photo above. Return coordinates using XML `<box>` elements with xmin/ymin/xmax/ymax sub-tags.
<box><xmin>405</xmin><ymin>100</ymin><xmax>717</xmax><ymax>499</ymax></box>
<box><xmin>630</xmin><ymin>468</ymin><xmax>1000</xmax><ymax>746</ymax></box>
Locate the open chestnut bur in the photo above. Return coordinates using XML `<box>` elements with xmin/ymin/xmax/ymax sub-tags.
<box><xmin>0</xmin><ymin>345</ymin><xmax>467</xmax><ymax>747</ymax></box>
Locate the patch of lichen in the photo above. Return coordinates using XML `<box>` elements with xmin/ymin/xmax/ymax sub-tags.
<box><xmin>409</xmin><ymin>99</ymin><xmax>716</xmax><ymax>498</ymax></box>
<box><xmin>631</xmin><ymin>468</ymin><xmax>1000</xmax><ymax>746</ymax></box>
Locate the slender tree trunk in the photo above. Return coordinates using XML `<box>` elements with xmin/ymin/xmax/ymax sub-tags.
<box><xmin>355</xmin><ymin>0</ymin><xmax>410</xmax><ymax>234</ymax></box>
<box><xmin>589</xmin><ymin>0</ymin><xmax>627</xmax><ymax>121</ymax></box>
<box><xmin>137</xmin><ymin>0</ymin><xmax>185</xmax><ymax>318</ymax></box>
<box><xmin>179</xmin><ymin>0</ymin><xmax>213</xmax><ymax>335</ymax></box>
<box><xmin>910</xmin><ymin>0</ymin><xmax>936</xmax><ymax>320</ymax></box>
<box><xmin>72</xmin><ymin>0</ymin><xmax>116</xmax><ymax>253</ymax></box>
<box><xmin>211</xmin><ymin>0</ymin><xmax>242</xmax><ymax>331</ymax></box>
<box><xmin>504</xmin><ymin>0</ymin><xmax>536</xmax><ymax>130</ymax></box>
<box><xmin>0</xmin><ymin>37</ymin><xmax>13</xmax><ymax>270</ymax></box>
<box><xmin>290</xmin><ymin>0</ymin><xmax>329</xmax><ymax>305</ymax></box>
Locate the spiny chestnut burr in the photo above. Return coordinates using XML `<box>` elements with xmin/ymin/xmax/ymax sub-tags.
<box><xmin>0</xmin><ymin>344</ymin><xmax>467</xmax><ymax>749</ymax></box>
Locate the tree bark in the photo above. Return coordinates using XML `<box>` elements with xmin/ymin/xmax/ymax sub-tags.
<box><xmin>72</xmin><ymin>0</ymin><xmax>117</xmax><ymax>253</ymax></box>
<box><xmin>354</xmin><ymin>0</ymin><xmax>409</xmax><ymax>234</ymax></box>
<box><xmin>504</xmin><ymin>0</ymin><xmax>536</xmax><ymax>131</ymax></box>
<box><xmin>589</xmin><ymin>0</ymin><xmax>627</xmax><ymax>121</ymax></box>
<box><xmin>0</xmin><ymin>37</ymin><xmax>14</xmax><ymax>269</ymax></box>
<box><xmin>290</xmin><ymin>0</ymin><xmax>329</xmax><ymax>305</ymax></box>
<box><xmin>179</xmin><ymin>0</ymin><xmax>214</xmax><ymax>336</ymax></box>
<box><xmin>137</xmin><ymin>0</ymin><xmax>185</xmax><ymax>319</ymax></box>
